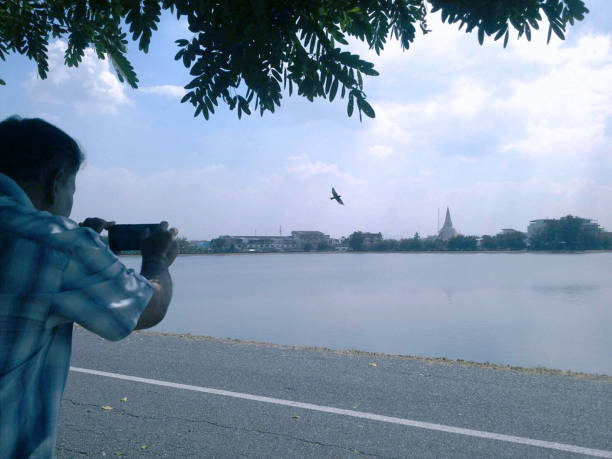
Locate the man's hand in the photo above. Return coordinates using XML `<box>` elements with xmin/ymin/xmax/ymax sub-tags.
<box><xmin>79</xmin><ymin>217</ymin><xmax>115</xmax><ymax>234</ymax></box>
<box><xmin>141</xmin><ymin>221</ymin><xmax>179</xmax><ymax>268</ymax></box>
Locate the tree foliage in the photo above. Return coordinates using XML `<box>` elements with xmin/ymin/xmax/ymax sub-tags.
<box><xmin>347</xmin><ymin>231</ymin><xmax>365</xmax><ymax>251</ymax></box>
<box><xmin>0</xmin><ymin>1</ymin><xmax>588</xmax><ymax>118</ymax></box>
<box><xmin>529</xmin><ymin>215</ymin><xmax>609</xmax><ymax>250</ymax></box>
<box><xmin>447</xmin><ymin>235</ymin><xmax>478</xmax><ymax>251</ymax></box>
<box><xmin>210</xmin><ymin>235</ymin><xmax>236</xmax><ymax>252</ymax></box>
<box><xmin>176</xmin><ymin>236</ymin><xmax>194</xmax><ymax>253</ymax></box>
<box><xmin>481</xmin><ymin>231</ymin><xmax>527</xmax><ymax>250</ymax></box>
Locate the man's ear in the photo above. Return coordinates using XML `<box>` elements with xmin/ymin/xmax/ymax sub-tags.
<box><xmin>44</xmin><ymin>169</ymin><xmax>64</xmax><ymax>205</ymax></box>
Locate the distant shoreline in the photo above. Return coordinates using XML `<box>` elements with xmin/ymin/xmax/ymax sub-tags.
<box><xmin>163</xmin><ymin>249</ymin><xmax>612</xmax><ymax>256</ymax></box>
<box><xmin>117</xmin><ymin>249</ymin><xmax>612</xmax><ymax>257</ymax></box>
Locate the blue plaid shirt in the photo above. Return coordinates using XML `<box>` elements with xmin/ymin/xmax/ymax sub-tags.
<box><xmin>0</xmin><ymin>173</ymin><xmax>154</xmax><ymax>458</ymax></box>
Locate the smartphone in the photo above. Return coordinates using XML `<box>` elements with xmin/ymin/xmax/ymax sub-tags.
<box><xmin>108</xmin><ymin>224</ymin><xmax>159</xmax><ymax>252</ymax></box>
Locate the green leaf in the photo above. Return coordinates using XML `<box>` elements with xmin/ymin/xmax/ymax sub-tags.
<box><xmin>0</xmin><ymin>78</ymin><xmax>5</xmax><ymax>86</ymax></box>
<box><xmin>241</xmin><ymin>99</ymin><xmax>251</xmax><ymax>115</ymax></box>
<box><xmin>329</xmin><ymin>77</ymin><xmax>339</xmax><ymax>101</ymax></box>
<box><xmin>478</xmin><ymin>27</ymin><xmax>484</xmax><ymax>45</ymax></box>
<box><xmin>551</xmin><ymin>23</ymin><xmax>565</xmax><ymax>40</ymax></box>
<box><xmin>357</xmin><ymin>97</ymin><xmax>375</xmax><ymax>118</ymax></box>
<box><xmin>547</xmin><ymin>25</ymin><xmax>553</xmax><ymax>44</ymax></box>
<box><xmin>181</xmin><ymin>92</ymin><xmax>191</xmax><ymax>103</ymax></box>
<box><xmin>184</xmin><ymin>79</ymin><xmax>199</xmax><ymax>90</ymax></box>
<box><xmin>108</xmin><ymin>51</ymin><xmax>139</xmax><ymax>88</ymax></box>
<box><xmin>324</xmin><ymin>71</ymin><xmax>333</xmax><ymax>93</ymax></box>
<box><xmin>494</xmin><ymin>26</ymin><xmax>507</xmax><ymax>41</ymax></box>
<box><xmin>347</xmin><ymin>93</ymin><xmax>354</xmax><ymax>117</ymax></box>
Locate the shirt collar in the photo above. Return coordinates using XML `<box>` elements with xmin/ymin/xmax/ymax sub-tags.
<box><xmin>0</xmin><ymin>172</ymin><xmax>36</xmax><ymax>209</ymax></box>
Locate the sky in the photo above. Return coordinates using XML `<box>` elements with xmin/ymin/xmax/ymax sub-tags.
<box><xmin>2</xmin><ymin>2</ymin><xmax>612</xmax><ymax>240</ymax></box>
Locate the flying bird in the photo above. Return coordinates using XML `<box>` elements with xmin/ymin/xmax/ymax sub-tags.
<box><xmin>330</xmin><ymin>187</ymin><xmax>344</xmax><ymax>205</ymax></box>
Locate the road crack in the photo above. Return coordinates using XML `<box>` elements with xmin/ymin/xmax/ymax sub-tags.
<box><xmin>63</xmin><ymin>397</ymin><xmax>394</xmax><ymax>458</ymax></box>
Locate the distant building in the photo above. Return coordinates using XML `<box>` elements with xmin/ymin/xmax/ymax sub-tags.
<box><xmin>527</xmin><ymin>219</ymin><xmax>548</xmax><ymax>240</ymax></box>
<box><xmin>438</xmin><ymin>207</ymin><xmax>458</xmax><ymax>241</ymax></box>
<box><xmin>501</xmin><ymin>228</ymin><xmax>521</xmax><ymax>235</ymax></box>
<box><xmin>581</xmin><ymin>219</ymin><xmax>601</xmax><ymax>233</ymax></box>
<box><xmin>233</xmin><ymin>235</ymin><xmax>297</xmax><ymax>252</ymax></box>
<box><xmin>291</xmin><ymin>231</ymin><xmax>331</xmax><ymax>250</ymax></box>
<box><xmin>361</xmin><ymin>232</ymin><xmax>383</xmax><ymax>247</ymax></box>
<box><xmin>214</xmin><ymin>230</ymin><xmax>332</xmax><ymax>252</ymax></box>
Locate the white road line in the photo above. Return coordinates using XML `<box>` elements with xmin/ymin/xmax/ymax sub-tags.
<box><xmin>70</xmin><ymin>366</ymin><xmax>612</xmax><ymax>458</ymax></box>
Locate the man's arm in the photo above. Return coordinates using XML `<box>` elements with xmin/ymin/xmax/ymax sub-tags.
<box><xmin>136</xmin><ymin>257</ymin><xmax>173</xmax><ymax>329</ymax></box>
<box><xmin>135</xmin><ymin>221</ymin><xmax>179</xmax><ymax>330</ymax></box>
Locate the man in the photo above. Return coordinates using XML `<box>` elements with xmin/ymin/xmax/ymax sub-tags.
<box><xmin>0</xmin><ymin>116</ymin><xmax>178</xmax><ymax>458</ymax></box>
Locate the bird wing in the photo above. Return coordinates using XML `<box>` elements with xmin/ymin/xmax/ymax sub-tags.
<box><xmin>331</xmin><ymin>187</ymin><xmax>338</xmax><ymax>198</ymax></box>
<box><xmin>337</xmin><ymin>195</ymin><xmax>344</xmax><ymax>205</ymax></box>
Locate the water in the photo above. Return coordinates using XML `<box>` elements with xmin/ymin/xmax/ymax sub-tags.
<box><xmin>121</xmin><ymin>253</ymin><xmax>612</xmax><ymax>375</ymax></box>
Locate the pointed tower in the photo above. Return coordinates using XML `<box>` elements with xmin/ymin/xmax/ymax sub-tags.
<box><xmin>438</xmin><ymin>207</ymin><xmax>458</xmax><ymax>241</ymax></box>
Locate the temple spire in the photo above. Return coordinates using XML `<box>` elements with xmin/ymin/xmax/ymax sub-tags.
<box><xmin>438</xmin><ymin>207</ymin><xmax>458</xmax><ymax>241</ymax></box>
<box><xmin>442</xmin><ymin>207</ymin><xmax>452</xmax><ymax>229</ymax></box>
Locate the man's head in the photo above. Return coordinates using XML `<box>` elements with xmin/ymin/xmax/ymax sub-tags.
<box><xmin>0</xmin><ymin>116</ymin><xmax>85</xmax><ymax>217</ymax></box>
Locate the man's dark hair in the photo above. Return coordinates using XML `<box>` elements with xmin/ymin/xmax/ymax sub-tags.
<box><xmin>0</xmin><ymin>116</ymin><xmax>85</xmax><ymax>185</ymax></box>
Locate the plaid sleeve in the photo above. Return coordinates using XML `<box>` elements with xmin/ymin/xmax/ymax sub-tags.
<box><xmin>51</xmin><ymin>227</ymin><xmax>154</xmax><ymax>341</ymax></box>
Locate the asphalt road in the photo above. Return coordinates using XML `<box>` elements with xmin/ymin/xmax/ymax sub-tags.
<box><xmin>57</xmin><ymin>326</ymin><xmax>612</xmax><ymax>458</ymax></box>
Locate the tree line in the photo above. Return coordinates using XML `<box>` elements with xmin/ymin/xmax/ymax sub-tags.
<box><xmin>347</xmin><ymin>216</ymin><xmax>612</xmax><ymax>252</ymax></box>
<box><xmin>103</xmin><ymin>214</ymin><xmax>610</xmax><ymax>254</ymax></box>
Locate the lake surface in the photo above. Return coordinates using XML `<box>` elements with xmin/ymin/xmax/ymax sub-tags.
<box><xmin>121</xmin><ymin>253</ymin><xmax>612</xmax><ymax>375</ymax></box>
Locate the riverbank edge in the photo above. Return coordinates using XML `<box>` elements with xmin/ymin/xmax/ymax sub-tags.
<box><xmin>129</xmin><ymin>328</ymin><xmax>612</xmax><ymax>382</ymax></box>
<box><xmin>120</xmin><ymin>250</ymin><xmax>612</xmax><ymax>256</ymax></box>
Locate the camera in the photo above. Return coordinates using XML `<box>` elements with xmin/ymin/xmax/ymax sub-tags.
<box><xmin>108</xmin><ymin>224</ymin><xmax>159</xmax><ymax>252</ymax></box>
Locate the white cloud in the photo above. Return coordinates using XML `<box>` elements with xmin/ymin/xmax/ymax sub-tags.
<box><xmin>360</xmin><ymin>30</ymin><xmax>612</xmax><ymax>165</ymax></box>
<box><xmin>497</xmin><ymin>34</ymin><xmax>612</xmax><ymax>157</ymax></box>
<box><xmin>286</xmin><ymin>154</ymin><xmax>360</xmax><ymax>184</ymax></box>
<box><xmin>448</xmin><ymin>78</ymin><xmax>492</xmax><ymax>117</ymax></box>
<box><xmin>362</xmin><ymin>78</ymin><xmax>493</xmax><ymax>160</ymax></box>
<box><xmin>140</xmin><ymin>85</ymin><xmax>185</xmax><ymax>99</ymax></box>
<box><xmin>509</xmin><ymin>32</ymin><xmax>611</xmax><ymax>66</ymax></box>
<box><xmin>366</xmin><ymin>102</ymin><xmax>419</xmax><ymax>147</ymax></box>
<box><xmin>25</xmin><ymin>40</ymin><xmax>131</xmax><ymax>114</ymax></box>
<box><xmin>368</xmin><ymin>145</ymin><xmax>393</xmax><ymax>159</ymax></box>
